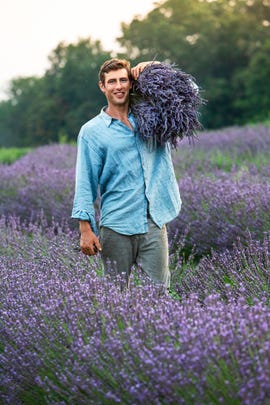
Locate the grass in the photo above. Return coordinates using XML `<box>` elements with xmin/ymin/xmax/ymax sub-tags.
<box><xmin>174</xmin><ymin>148</ymin><xmax>270</xmax><ymax>177</ymax></box>
<box><xmin>210</xmin><ymin>150</ymin><xmax>270</xmax><ymax>172</ymax></box>
<box><xmin>0</xmin><ymin>147</ymin><xmax>32</xmax><ymax>164</ymax></box>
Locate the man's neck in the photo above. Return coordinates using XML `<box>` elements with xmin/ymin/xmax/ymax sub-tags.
<box><xmin>105</xmin><ymin>104</ymin><xmax>133</xmax><ymax>130</ymax></box>
<box><xmin>105</xmin><ymin>104</ymin><xmax>129</xmax><ymax>120</ymax></box>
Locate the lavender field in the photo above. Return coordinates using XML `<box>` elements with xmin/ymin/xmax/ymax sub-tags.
<box><xmin>1</xmin><ymin>125</ymin><xmax>270</xmax><ymax>404</ymax></box>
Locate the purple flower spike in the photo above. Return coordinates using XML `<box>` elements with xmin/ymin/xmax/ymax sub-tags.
<box><xmin>131</xmin><ymin>62</ymin><xmax>205</xmax><ymax>148</ymax></box>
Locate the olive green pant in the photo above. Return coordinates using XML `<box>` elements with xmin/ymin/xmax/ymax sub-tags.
<box><xmin>100</xmin><ymin>218</ymin><xmax>170</xmax><ymax>289</ymax></box>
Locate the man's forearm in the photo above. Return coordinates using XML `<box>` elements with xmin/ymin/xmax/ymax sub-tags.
<box><xmin>79</xmin><ymin>220</ymin><xmax>93</xmax><ymax>234</ymax></box>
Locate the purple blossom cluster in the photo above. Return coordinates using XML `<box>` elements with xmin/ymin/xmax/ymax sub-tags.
<box><xmin>0</xmin><ymin>144</ymin><xmax>76</xmax><ymax>227</ymax></box>
<box><xmin>1</xmin><ymin>218</ymin><xmax>270</xmax><ymax>404</ymax></box>
<box><xmin>1</xmin><ymin>125</ymin><xmax>269</xmax><ymax>258</ymax></box>
<box><xmin>1</xmin><ymin>121</ymin><xmax>270</xmax><ymax>404</ymax></box>
<box><xmin>131</xmin><ymin>62</ymin><xmax>204</xmax><ymax>148</ymax></box>
<box><xmin>168</xmin><ymin>124</ymin><xmax>270</xmax><ymax>256</ymax></box>
<box><xmin>169</xmin><ymin>170</ymin><xmax>270</xmax><ymax>256</ymax></box>
<box><xmin>173</xmin><ymin>124</ymin><xmax>270</xmax><ymax>177</ymax></box>
<box><xmin>171</xmin><ymin>231</ymin><xmax>270</xmax><ymax>304</ymax></box>
<box><xmin>186</xmin><ymin>124</ymin><xmax>270</xmax><ymax>155</ymax></box>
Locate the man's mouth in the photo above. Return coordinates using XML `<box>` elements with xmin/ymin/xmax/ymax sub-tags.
<box><xmin>114</xmin><ymin>92</ymin><xmax>125</xmax><ymax>98</ymax></box>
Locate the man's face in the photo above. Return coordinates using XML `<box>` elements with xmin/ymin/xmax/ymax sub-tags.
<box><xmin>99</xmin><ymin>68</ymin><xmax>132</xmax><ymax>107</ymax></box>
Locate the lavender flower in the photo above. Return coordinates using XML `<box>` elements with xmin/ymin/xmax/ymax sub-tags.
<box><xmin>173</xmin><ymin>124</ymin><xmax>270</xmax><ymax>177</ymax></box>
<box><xmin>171</xmin><ymin>231</ymin><xmax>270</xmax><ymax>304</ymax></box>
<box><xmin>1</xmin><ymin>125</ymin><xmax>269</xmax><ymax>256</ymax></box>
<box><xmin>168</xmin><ymin>170</ymin><xmax>270</xmax><ymax>257</ymax></box>
<box><xmin>1</xmin><ymin>217</ymin><xmax>270</xmax><ymax>404</ymax></box>
<box><xmin>1</xmin><ymin>254</ymin><xmax>270</xmax><ymax>402</ymax></box>
<box><xmin>0</xmin><ymin>144</ymin><xmax>76</xmax><ymax>228</ymax></box>
<box><xmin>131</xmin><ymin>62</ymin><xmax>204</xmax><ymax>147</ymax></box>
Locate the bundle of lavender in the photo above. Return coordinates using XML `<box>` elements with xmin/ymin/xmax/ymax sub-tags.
<box><xmin>131</xmin><ymin>62</ymin><xmax>205</xmax><ymax>148</ymax></box>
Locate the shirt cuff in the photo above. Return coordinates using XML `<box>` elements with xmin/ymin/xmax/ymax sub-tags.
<box><xmin>71</xmin><ymin>210</ymin><xmax>98</xmax><ymax>235</ymax></box>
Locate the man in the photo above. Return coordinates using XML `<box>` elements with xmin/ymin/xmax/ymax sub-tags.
<box><xmin>71</xmin><ymin>58</ymin><xmax>181</xmax><ymax>289</ymax></box>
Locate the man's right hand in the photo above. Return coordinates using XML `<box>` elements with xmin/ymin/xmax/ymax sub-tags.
<box><xmin>79</xmin><ymin>221</ymin><xmax>102</xmax><ymax>256</ymax></box>
<box><xmin>131</xmin><ymin>61</ymin><xmax>160</xmax><ymax>80</ymax></box>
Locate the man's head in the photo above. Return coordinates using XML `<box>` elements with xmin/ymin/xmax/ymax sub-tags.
<box><xmin>98</xmin><ymin>59</ymin><xmax>132</xmax><ymax>108</ymax></box>
<box><xmin>98</xmin><ymin>58</ymin><xmax>132</xmax><ymax>85</ymax></box>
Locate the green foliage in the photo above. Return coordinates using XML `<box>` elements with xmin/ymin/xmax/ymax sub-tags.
<box><xmin>0</xmin><ymin>147</ymin><xmax>32</xmax><ymax>164</ymax></box>
<box><xmin>174</xmin><ymin>144</ymin><xmax>270</xmax><ymax>178</ymax></box>
<box><xmin>119</xmin><ymin>0</ymin><xmax>270</xmax><ymax>129</ymax></box>
<box><xmin>236</xmin><ymin>39</ymin><xmax>270</xmax><ymax>123</ymax></box>
<box><xmin>0</xmin><ymin>38</ymin><xmax>111</xmax><ymax>147</ymax></box>
<box><xmin>45</xmin><ymin>38</ymin><xmax>110</xmax><ymax>143</ymax></box>
<box><xmin>5</xmin><ymin>76</ymin><xmax>55</xmax><ymax>147</ymax></box>
<box><xmin>0</xmin><ymin>1</ymin><xmax>270</xmax><ymax>146</ymax></box>
<box><xmin>0</xmin><ymin>100</ymin><xmax>13</xmax><ymax>147</ymax></box>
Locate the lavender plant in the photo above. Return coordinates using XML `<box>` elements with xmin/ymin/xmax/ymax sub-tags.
<box><xmin>131</xmin><ymin>62</ymin><xmax>204</xmax><ymax>148</ymax></box>
<box><xmin>173</xmin><ymin>124</ymin><xmax>270</xmax><ymax>177</ymax></box>
<box><xmin>1</xmin><ymin>98</ymin><xmax>270</xmax><ymax>404</ymax></box>
<box><xmin>1</xmin><ymin>217</ymin><xmax>270</xmax><ymax>404</ymax></box>
<box><xmin>1</xmin><ymin>125</ymin><xmax>270</xmax><ymax>257</ymax></box>
<box><xmin>168</xmin><ymin>171</ymin><xmax>270</xmax><ymax>257</ymax></box>
<box><xmin>171</xmin><ymin>231</ymin><xmax>270</xmax><ymax>304</ymax></box>
<box><xmin>0</xmin><ymin>144</ymin><xmax>76</xmax><ymax>227</ymax></box>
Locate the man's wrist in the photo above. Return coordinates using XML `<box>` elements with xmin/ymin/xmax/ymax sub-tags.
<box><xmin>79</xmin><ymin>220</ymin><xmax>93</xmax><ymax>234</ymax></box>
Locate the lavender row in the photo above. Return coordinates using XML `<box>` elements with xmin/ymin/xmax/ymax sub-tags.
<box><xmin>2</xmin><ymin>165</ymin><xmax>269</xmax><ymax>256</ymax></box>
<box><xmin>174</xmin><ymin>124</ymin><xmax>270</xmax><ymax>176</ymax></box>
<box><xmin>1</xmin><ymin>126</ymin><xmax>270</xmax><ymax>255</ymax></box>
<box><xmin>0</xmin><ymin>144</ymin><xmax>76</xmax><ymax>227</ymax></box>
<box><xmin>171</xmin><ymin>231</ymin><xmax>270</xmax><ymax>304</ymax></box>
<box><xmin>178</xmin><ymin>124</ymin><xmax>270</xmax><ymax>157</ymax></box>
<box><xmin>2</xmin><ymin>215</ymin><xmax>269</xmax><ymax>303</ymax></box>
<box><xmin>168</xmin><ymin>171</ymin><xmax>270</xmax><ymax>256</ymax></box>
<box><xmin>1</xmin><ymin>218</ymin><xmax>270</xmax><ymax>404</ymax></box>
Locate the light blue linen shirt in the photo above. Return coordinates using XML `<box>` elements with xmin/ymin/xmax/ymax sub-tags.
<box><xmin>71</xmin><ymin>108</ymin><xmax>181</xmax><ymax>235</ymax></box>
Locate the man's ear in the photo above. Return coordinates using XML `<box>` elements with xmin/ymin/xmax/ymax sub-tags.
<box><xmin>99</xmin><ymin>81</ymin><xmax>105</xmax><ymax>93</ymax></box>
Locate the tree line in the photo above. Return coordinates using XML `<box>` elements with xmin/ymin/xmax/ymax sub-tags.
<box><xmin>0</xmin><ymin>0</ymin><xmax>269</xmax><ymax>147</ymax></box>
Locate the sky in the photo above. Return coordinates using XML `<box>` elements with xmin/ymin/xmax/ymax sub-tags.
<box><xmin>0</xmin><ymin>0</ymin><xmax>157</xmax><ymax>100</ymax></box>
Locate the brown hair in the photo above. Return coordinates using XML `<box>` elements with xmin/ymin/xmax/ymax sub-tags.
<box><xmin>98</xmin><ymin>58</ymin><xmax>132</xmax><ymax>84</ymax></box>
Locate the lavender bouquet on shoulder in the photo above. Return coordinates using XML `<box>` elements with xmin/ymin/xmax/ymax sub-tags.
<box><xmin>131</xmin><ymin>62</ymin><xmax>205</xmax><ymax>148</ymax></box>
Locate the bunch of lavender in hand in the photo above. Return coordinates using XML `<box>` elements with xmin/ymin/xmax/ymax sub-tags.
<box><xmin>131</xmin><ymin>62</ymin><xmax>204</xmax><ymax>148</ymax></box>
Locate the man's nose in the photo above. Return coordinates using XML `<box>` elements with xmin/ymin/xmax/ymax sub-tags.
<box><xmin>115</xmin><ymin>80</ymin><xmax>123</xmax><ymax>88</ymax></box>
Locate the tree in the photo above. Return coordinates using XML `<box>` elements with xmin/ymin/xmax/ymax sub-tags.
<box><xmin>0</xmin><ymin>38</ymin><xmax>112</xmax><ymax>146</ymax></box>
<box><xmin>235</xmin><ymin>39</ymin><xmax>270</xmax><ymax>123</ymax></box>
<box><xmin>3</xmin><ymin>76</ymin><xmax>51</xmax><ymax>146</ymax></box>
<box><xmin>45</xmin><ymin>38</ymin><xmax>111</xmax><ymax>143</ymax></box>
<box><xmin>118</xmin><ymin>0</ymin><xmax>270</xmax><ymax>128</ymax></box>
<box><xmin>0</xmin><ymin>100</ymin><xmax>13</xmax><ymax>147</ymax></box>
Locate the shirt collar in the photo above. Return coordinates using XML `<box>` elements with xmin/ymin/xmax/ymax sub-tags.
<box><xmin>100</xmin><ymin>107</ymin><xmax>113</xmax><ymax>127</ymax></box>
<box><xmin>99</xmin><ymin>107</ymin><xmax>135</xmax><ymax>129</ymax></box>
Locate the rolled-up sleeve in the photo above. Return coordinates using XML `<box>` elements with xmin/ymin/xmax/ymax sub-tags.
<box><xmin>71</xmin><ymin>127</ymin><xmax>102</xmax><ymax>235</ymax></box>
